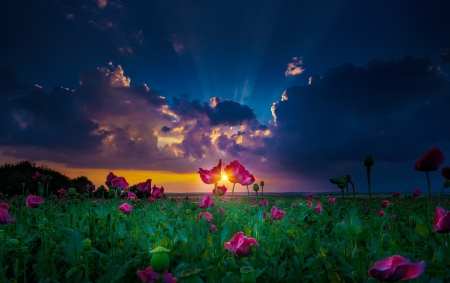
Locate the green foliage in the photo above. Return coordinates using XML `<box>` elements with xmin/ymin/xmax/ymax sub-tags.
<box><xmin>0</xmin><ymin>160</ymin><xmax>93</xmax><ymax>195</ymax></box>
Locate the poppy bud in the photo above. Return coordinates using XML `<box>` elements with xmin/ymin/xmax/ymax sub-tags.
<box><xmin>185</xmin><ymin>194</ymin><xmax>189</xmax><ymax>201</ymax></box>
<box><xmin>149</xmin><ymin>234</ymin><xmax>156</xmax><ymax>243</ymax></box>
<box><xmin>150</xmin><ymin>246</ymin><xmax>171</xmax><ymax>273</ymax></box>
<box><xmin>344</xmin><ymin>174</ymin><xmax>351</xmax><ymax>181</ymax></box>
<box><xmin>364</xmin><ymin>156</ymin><xmax>374</xmax><ymax>168</ymax></box>
<box><xmin>186</xmin><ymin>209</ymin><xmax>193</xmax><ymax>215</ymax></box>
<box><xmin>67</xmin><ymin>188</ymin><xmax>76</xmax><ymax>197</ymax></box>
<box><xmin>337</xmin><ymin>182</ymin><xmax>347</xmax><ymax>189</ymax></box>
<box><xmin>444</xmin><ymin>180</ymin><xmax>450</xmax><ymax>189</ymax></box>
<box><xmin>191</xmin><ymin>202</ymin><xmax>199</xmax><ymax>211</ymax></box>
<box><xmin>252</xmin><ymin>184</ymin><xmax>259</xmax><ymax>192</ymax></box>
<box><xmin>108</xmin><ymin>191</ymin><xmax>115</xmax><ymax>198</ymax></box>
<box><xmin>82</xmin><ymin>239</ymin><xmax>91</xmax><ymax>251</ymax></box>
<box><xmin>21</xmin><ymin>246</ymin><xmax>28</xmax><ymax>254</ymax></box>
<box><xmin>249</xmin><ymin>205</ymin><xmax>257</xmax><ymax>215</ymax></box>
<box><xmin>225</xmin><ymin>257</ymin><xmax>238</xmax><ymax>271</ymax></box>
<box><xmin>240</xmin><ymin>266</ymin><xmax>256</xmax><ymax>283</ymax></box>
<box><xmin>260</xmin><ymin>181</ymin><xmax>264</xmax><ymax>187</ymax></box>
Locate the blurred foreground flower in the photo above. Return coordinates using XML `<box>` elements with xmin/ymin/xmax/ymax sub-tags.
<box><xmin>434</xmin><ymin>206</ymin><xmax>450</xmax><ymax>233</ymax></box>
<box><xmin>368</xmin><ymin>255</ymin><xmax>425</xmax><ymax>282</ymax></box>
<box><xmin>0</xmin><ymin>208</ymin><xmax>12</xmax><ymax>224</ymax></box>
<box><xmin>413</xmin><ymin>188</ymin><xmax>422</xmax><ymax>197</ymax></box>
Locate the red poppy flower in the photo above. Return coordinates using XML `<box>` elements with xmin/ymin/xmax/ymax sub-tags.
<box><xmin>137</xmin><ymin>179</ymin><xmax>152</xmax><ymax>194</ymax></box>
<box><xmin>434</xmin><ymin>206</ymin><xmax>450</xmax><ymax>233</ymax></box>
<box><xmin>441</xmin><ymin>167</ymin><xmax>450</xmax><ymax>180</ymax></box>
<box><xmin>118</xmin><ymin>203</ymin><xmax>132</xmax><ymax>214</ymax></box>
<box><xmin>213</xmin><ymin>185</ymin><xmax>227</xmax><ymax>196</ymax></box>
<box><xmin>198</xmin><ymin>160</ymin><xmax>222</xmax><ymax>184</ymax></box>
<box><xmin>391</xmin><ymin>192</ymin><xmax>400</xmax><ymax>198</ymax></box>
<box><xmin>0</xmin><ymin>208</ymin><xmax>12</xmax><ymax>224</ymax></box>
<box><xmin>105</xmin><ymin>172</ymin><xmax>117</xmax><ymax>187</ymax></box>
<box><xmin>414</xmin><ymin>148</ymin><xmax>445</xmax><ymax>172</ymax></box>
<box><xmin>412</xmin><ymin>188</ymin><xmax>422</xmax><ymax>197</ymax></box>
<box><xmin>26</xmin><ymin>195</ymin><xmax>44</xmax><ymax>209</ymax></box>
<box><xmin>271</xmin><ymin>206</ymin><xmax>285</xmax><ymax>220</ymax></box>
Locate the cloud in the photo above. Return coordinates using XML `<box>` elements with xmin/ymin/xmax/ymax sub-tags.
<box><xmin>285</xmin><ymin>57</ymin><xmax>305</xmax><ymax>76</ymax></box>
<box><xmin>96</xmin><ymin>0</ymin><xmax>107</xmax><ymax>9</ymax></box>
<box><xmin>268</xmin><ymin>55</ymin><xmax>450</xmax><ymax>179</ymax></box>
<box><xmin>440</xmin><ymin>49</ymin><xmax>450</xmax><ymax>63</ymax></box>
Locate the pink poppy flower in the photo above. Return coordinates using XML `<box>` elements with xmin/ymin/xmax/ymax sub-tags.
<box><xmin>414</xmin><ymin>148</ymin><xmax>445</xmax><ymax>172</ymax></box>
<box><xmin>290</xmin><ymin>218</ymin><xmax>295</xmax><ymax>223</ymax></box>
<box><xmin>262</xmin><ymin>199</ymin><xmax>268</xmax><ymax>206</ymax></box>
<box><xmin>105</xmin><ymin>172</ymin><xmax>117</xmax><ymax>187</ymax></box>
<box><xmin>434</xmin><ymin>206</ymin><xmax>450</xmax><ymax>233</ymax></box>
<box><xmin>199</xmin><ymin>194</ymin><xmax>215</xmax><ymax>208</ymax></box>
<box><xmin>392</xmin><ymin>215</ymin><xmax>397</xmax><ymax>221</ymax></box>
<box><xmin>378</xmin><ymin>210</ymin><xmax>385</xmax><ymax>217</ymax></box>
<box><xmin>391</xmin><ymin>192</ymin><xmax>401</xmax><ymax>198</ymax></box>
<box><xmin>209</xmin><ymin>224</ymin><xmax>217</xmax><ymax>233</ymax></box>
<box><xmin>328</xmin><ymin>198</ymin><xmax>335</xmax><ymax>204</ymax></box>
<box><xmin>198</xmin><ymin>159</ymin><xmax>222</xmax><ymax>185</ymax></box>
<box><xmin>413</xmin><ymin>188</ymin><xmax>422</xmax><ymax>197</ymax></box>
<box><xmin>368</xmin><ymin>255</ymin><xmax>425</xmax><ymax>282</ymax></box>
<box><xmin>263</xmin><ymin>211</ymin><xmax>267</xmax><ymax>218</ymax></box>
<box><xmin>271</xmin><ymin>206</ymin><xmax>285</xmax><ymax>220</ymax></box>
<box><xmin>315</xmin><ymin>204</ymin><xmax>323</xmax><ymax>213</ymax></box>
<box><xmin>137</xmin><ymin>179</ymin><xmax>152</xmax><ymax>194</ymax></box>
<box><xmin>161</xmin><ymin>206</ymin><xmax>166</xmax><ymax>210</ymax></box>
<box><xmin>198</xmin><ymin>212</ymin><xmax>213</xmax><ymax>222</ymax></box>
<box><xmin>26</xmin><ymin>195</ymin><xmax>44</xmax><ymax>209</ymax></box>
<box><xmin>306</xmin><ymin>201</ymin><xmax>313</xmax><ymax>207</ymax></box>
<box><xmin>0</xmin><ymin>202</ymin><xmax>9</xmax><ymax>211</ymax></box>
<box><xmin>137</xmin><ymin>266</ymin><xmax>177</xmax><ymax>283</ymax></box>
<box><xmin>291</xmin><ymin>203</ymin><xmax>297</xmax><ymax>208</ymax></box>
<box><xmin>219</xmin><ymin>207</ymin><xmax>225</xmax><ymax>215</ymax></box>
<box><xmin>306</xmin><ymin>194</ymin><xmax>312</xmax><ymax>200</ymax></box>
<box><xmin>441</xmin><ymin>167</ymin><xmax>450</xmax><ymax>180</ymax></box>
<box><xmin>224</xmin><ymin>231</ymin><xmax>259</xmax><ymax>257</ymax></box>
<box><xmin>148</xmin><ymin>196</ymin><xmax>155</xmax><ymax>202</ymax></box>
<box><xmin>0</xmin><ymin>208</ymin><xmax>12</xmax><ymax>224</ymax></box>
<box><xmin>118</xmin><ymin>203</ymin><xmax>132</xmax><ymax>214</ymax></box>
<box><xmin>213</xmin><ymin>185</ymin><xmax>227</xmax><ymax>196</ymax></box>
<box><xmin>380</xmin><ymin>200</ymin><xmax>390</xmax><ymax>208</ymax></box>
<box><xmin>58</xmin><ymin>188</ymin><xmax>68</xmax><ymax>195</ymax></box>
<box><xmin>111</xmin><ymin>177</ymin><xmax>129</xmax><ymax>190</ymax></box>
<box><xmin>32</xmin><ymin>171</ymin><xmax>42</xmax><ymax>181</ymax></box>
<box><xmin>224</xmin><ymin>160</ymin><xmax>254</xmax><ymax>185</ymax></box>
<box><xmin>127</xmin><ymin>192</ymin><xmax>137</xmax><ymax>201</ymax></box>
<box><xmin>152</xmin><ymin>185</ymin><xmax>164</xmax><ymax>199</ymax></box>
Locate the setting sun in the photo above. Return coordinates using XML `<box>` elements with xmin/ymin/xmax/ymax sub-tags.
<box><xmin>221</xmin><ymin>174</ymin><xmax>228</xmax><ymax>181</ymax></box>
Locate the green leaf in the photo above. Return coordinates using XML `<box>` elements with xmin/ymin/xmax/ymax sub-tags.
<box><xmin>244</xmin><ymin>225</ymin><xmax>251</xmax><ymax>237</ymax></box>
<box><xmin>277</xmin><ymin>260</ymin><xmax>287</xmax><ymax>280</ymax></box>
<box><xmin>416</xmin><ymin>223</ymin><xmax>429</xmax><ymax>236</ymax></box>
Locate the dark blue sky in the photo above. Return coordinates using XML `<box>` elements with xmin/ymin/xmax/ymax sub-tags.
<box><xmin>1</xmin><ymin>0</ymin><xmax>450</xmax><ymax>193</ymax></box>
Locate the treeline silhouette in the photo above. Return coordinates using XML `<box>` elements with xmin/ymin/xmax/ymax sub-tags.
<box><xmin>0</xmin><ymin>160</ymin><xmax>93</xmax><ymax>196</ymax></box>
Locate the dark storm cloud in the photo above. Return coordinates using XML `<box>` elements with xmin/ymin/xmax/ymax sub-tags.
<box><xmin>0</xmin><ymin>70</ymin><xmax>106</xmax><ymax>150</ymax></box>
<box><xmin>171</xmin><ymin>97</ymin><xmax>257</xmax><ymax>126</ymax></box>
<box><xmin>161</xmin><ymin>126</ymin><xmax>171</xmax><ymax>132</ymax></box>
<box><xmin>268</xmin><ymin>55</ymin><xmax>450</xmax><ymax>176</ymax></box>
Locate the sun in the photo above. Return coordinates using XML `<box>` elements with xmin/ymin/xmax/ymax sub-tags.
<box><xmin>221</xmin><ymin>174</ymin><xmax>228</xmax><ymax>181</ymax></box>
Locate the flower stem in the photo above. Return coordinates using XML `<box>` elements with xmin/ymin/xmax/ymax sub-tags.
<box><xmin>349</xmin><ymin>181</ymin><xmax>356</xmax><ymax>207</ymax></box>
<box><xmin>231</xmin><ymin>183</ymin><xmax>236</xmax><ymax>202</ymax></box>
<box><xmin>367</xmin><ymin>168</ymin><xmax>373</xmax><ymax>248</ymax></box>
<box><xmin>426</xmin><ymin>171</ymin><xmax>431</xmax><ymax>226</ymax></box>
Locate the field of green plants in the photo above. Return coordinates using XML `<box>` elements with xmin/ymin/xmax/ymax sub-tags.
<box><xmin>1</xmin><ymin>148</ymin><xmax>450</xmax><ymax>282</ymax></box>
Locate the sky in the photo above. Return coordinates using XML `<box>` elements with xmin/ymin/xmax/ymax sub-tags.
<box><xmin>1</xmin><ymin>0</ymin><xmax>450</xmax><ymax>194</ymax></box>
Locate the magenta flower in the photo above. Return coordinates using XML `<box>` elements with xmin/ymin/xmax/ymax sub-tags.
<box><xmin>380</xmin><ymin>200</ymin><xmax>390</xmax><ymax>208</ymax></box>
<box><xmin>136</xmin><ymin>266</ymin><xmax>159</xmax><ymax>283</ymax></box>
<box><xmin>262</xmin><ymin>199</ymin><xmax>268</xmax><ymax>206</ymax></box>
<box><xmin>219</xmin><ymin>207</ymin><xmax>225</xmax><ymax>215</ymax></box>
<box><xmin>378</xmin><ymin>210</ymin><xmax>385</xmax><ymax>217</ymax></box>
<box><xmin>137</xmin><ymin>179</ymin><xmax>152</xmax><ymax>194</ymax></box>
<box><xmin>118</xmin><ymin>203</ymin><xmax>132</xmax><ymax>214</ymax></box>
<box><xmin>327</xmin><ymin>198</ymin><xmax>336</xmax><ymax>204</ymax></box>
<box><xmin>291</xmin><ymin>203</ymin><xmax>297</xmax><ymax>208</ymax></box>
<box><xmin>306</xmin><ymin>201</ymin><xmax>313</xmax><ymax>207</ymax></box>
<box><xmin>105</xmin><ymin>172</ymin><xmax>117</xmax><ymax>187</ymax></box>
<box><xmin>224</xmin><ymin>231</ymin><xmax>259</xmax><ymax>257</ymax></box>
<box><xmin>392</xmin><ymin>215</ymin><xmax>397</xmax><ymax>221</ymax></box>
<box><xmin>111</xmin><ymin>177</ymin><xmax>129</xmax><ymax>190</ymax></box>
<box><xmin>368</xmin><ymin>255</ymin><xmax>425</xmax><ymax>282</ymax></box>
<box><xmin>199</xmin><ymin>212</ymin><xmax>213</xmax><ymax>222</ymax></box>
<box><xmin>413</xmin><ymin>188</ymin><xmax>422</xmax><ymax>197</ymax></box>
<box><xmin>58</xmin><ymin>188</ymin><xmax>68</xmax><ymax>195</ymax></box>
<box><xmin>127</xmin><ymin>192</ymin><xmax>137</xmax><ymax>201</ymax></box>
<box><xmin>224</xmin><ymin>160</ymin><xmax>250</xmax><ymax>184</ymax></box>
<box><xmin>26</xmin><ymin>195</ymin><xmax>44</xmax><ymax>209</ymax></box>
<box><xmin>290</xmin><ymin>218</ymin><xmax>295</xmax><ymax>223</ymax></box>
<box><xmin>441</xmin><ymin>167</ymin><xmax>450</xmax><ymax>180</ymax></box>
<box><xmin>0</xmin><ymin>208</ymin><xmax>12</xmax><ymax>224</ymax></box>
<box><xmin>414</xmin><ymin>148</ymin><xmax>445</xmax><ymax>172</ymax></box>
<box><xmin>271</xmin><ymin>206</ymin><xmax>285</xmax><ymax>220</ymax></box>
<box><xmin>306</xmin><ymin>194</ymin><xmax>312</xmax><ymax>200</ymax></box>
<box><xmin>213</xmin><ymin>185</ymin><xmax>227</xmax><ymax>196</ymax></box>
<box><xmin>315</xmin><ymin>204</ymin><xmax>323</xmax><ymax>213</ymax></box>
<box><xmin>198</xmin><ymin>159</ymin><xmax>222</xmax><ymax>185</ymax></box>
<box><xmin>32</xmin><ymin>171</ymin><xmax>42</xmax><ymax>181</ymax></box>
<box><xmin>263</xmin><ymin>211</ymin><xmax>267</xmax><ymax>218</ymax></box>
<box><xmin>148</xmin><ymin>196</ymin><xmax>155</xmax><ymax>202</ymax></box>
<box><xmin>434</xmin><ymin>206</ymin><xmax>450</xmax><ymax>233</ymax></box>
<box><xmin>391</xmin><ymin>192</ymin><xmax>401</xmax><ymax>198</ymax></box>
<box><xmin>209</xmin><ymin>224</ymin><xmax>217</xmax><ymax>233</ymax></box>
<box><xmin>199</xmin><ymin>194</ymin><xmax>215</xmax><ymax>208</ymax></box>
<box><xmin>152</xmin><ymin>185</ymin><xmax>164</xmax><ymax>199</ymax></box>
<box><xmin>0</xmin><ymin>202</ymin><xmax>9</xmax><ymax>211</ymax></box>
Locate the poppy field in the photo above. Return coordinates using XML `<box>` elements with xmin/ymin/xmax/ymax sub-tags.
<box><xmin>1</xmin><ymin>148</ymin><xmax>450</xmax><ymax>282</ymax></box>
